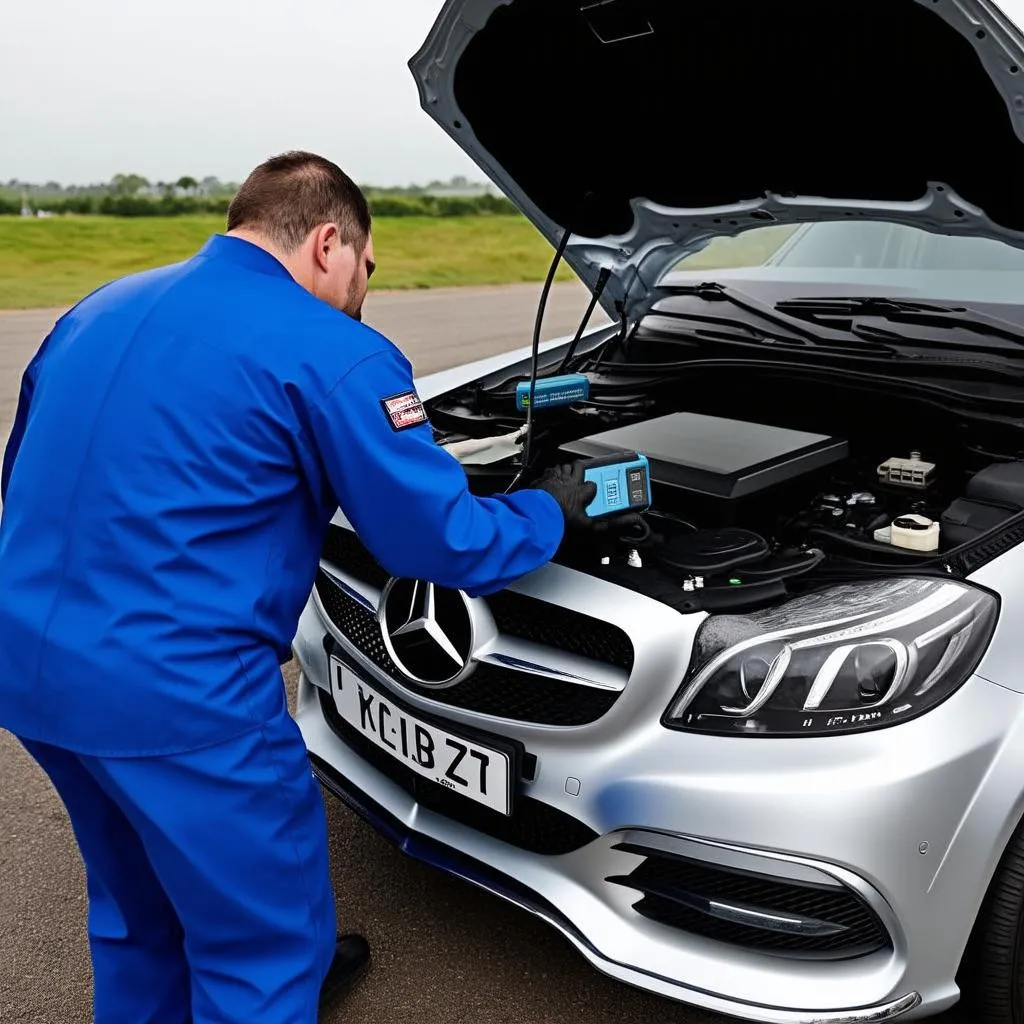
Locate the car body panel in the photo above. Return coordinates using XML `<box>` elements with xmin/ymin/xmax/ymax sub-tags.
<box><xmin>302</xmin><ymin>713</ymin><xmax>925</xmax><ymax>1022</ymax></box>
<box><xmin>969</xmin><ymin>543</ymin><xmax>1024</xmax><ymax>690</ymax></box>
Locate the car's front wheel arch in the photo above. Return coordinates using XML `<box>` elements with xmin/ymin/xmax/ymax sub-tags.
<box><xmin>957</xmin><ymin>804</ymin><xmax>1024</xmax><ymax>1023</ymax></box>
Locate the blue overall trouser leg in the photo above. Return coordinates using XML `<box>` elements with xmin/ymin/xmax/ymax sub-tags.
<box><xmin>18</xmin><ymin>698</ymin><xmax>338</xmax><ymax>1024</ymax></box>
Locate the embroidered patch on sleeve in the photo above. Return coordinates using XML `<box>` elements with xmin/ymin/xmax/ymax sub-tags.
<box><xmin>381</xmin><ymin>390</ymin><xmax>428</xmax><ymax>431</ymax></box>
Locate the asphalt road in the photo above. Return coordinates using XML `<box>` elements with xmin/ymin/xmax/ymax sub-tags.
<box><xmin>0</xmin><ymin>284</ymin><xmax>964</xmax><ymax>1023</ymax></box>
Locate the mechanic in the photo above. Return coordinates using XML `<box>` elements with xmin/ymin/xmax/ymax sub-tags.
<box><xmin>0</xmin><ymin>151</ymin><xmax>602</xmax><ymax>1024</ymax></box>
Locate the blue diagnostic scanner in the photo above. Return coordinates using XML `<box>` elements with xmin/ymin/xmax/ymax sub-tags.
<box><xmin>516</xmin><ymin>373</ymin><xmax>590</xmax><ymax>411</ymax></box>
<box><xmin>582</xmin><ymin>452</ymin><xmax>652</xmax><ymax>519</ymax></box>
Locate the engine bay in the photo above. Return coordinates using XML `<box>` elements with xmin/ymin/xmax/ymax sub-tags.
<box><xmin>555</xmin><ymin>408</ymin><xmax>1024</xmax><ymax>613</ymax></box>
<box><xmin>428</xmin><ymin>347</ymin><xmax>1024</xmax><ymax>614</ymax></box>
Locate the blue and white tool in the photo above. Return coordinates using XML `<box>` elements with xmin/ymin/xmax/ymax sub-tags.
<box><xmin>515</xmin><ymin>373</ymin><xmax>590</xmax><ymax>411</ymax></box>
<box><xmin>582</xmin><ymin>452</ymin><xmax>652</xmax><ymax>519</ymax></box>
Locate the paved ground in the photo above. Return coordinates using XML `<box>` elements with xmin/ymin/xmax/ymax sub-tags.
<box><xmin>0</xmin><ymin>284</ymin><xmax>964</xmax><ymax>1023</ymax></box>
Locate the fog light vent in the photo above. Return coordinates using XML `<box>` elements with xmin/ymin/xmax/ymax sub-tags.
<box><xmin>607</xmin><ymin>843</ymin><xmax>891</xmax><ymax>959</ymax></box>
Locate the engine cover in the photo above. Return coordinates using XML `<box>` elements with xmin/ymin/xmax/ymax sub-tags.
<box><xmin>560</xmin><ymin>412</ymin><xmax>849</xmax><ymax>499</ymax></box>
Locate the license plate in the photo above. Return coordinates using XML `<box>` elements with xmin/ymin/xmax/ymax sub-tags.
<box><xmin>330</xmin><ymin>657</ymin><xmax>513</xmax><ymax>816</ymax></box>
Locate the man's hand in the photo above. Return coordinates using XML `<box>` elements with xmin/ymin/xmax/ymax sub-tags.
<box><xmin>532</xmin><ymin>462</ymin><xmax>598</xmax><ymax>530</ymax></box>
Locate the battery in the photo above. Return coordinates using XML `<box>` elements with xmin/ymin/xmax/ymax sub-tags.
<box><xmin>582</xmin><ymin>452</ymin><xmax>652</xmax><ymax>520</ymax></box>
<box><xmin>515</xmin><ymin>373</ymin><xmax>590</xmax><ymax>411</ymax></box>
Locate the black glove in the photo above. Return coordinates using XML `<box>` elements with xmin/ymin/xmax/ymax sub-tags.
<box><xmin>532</xmin><ymin>462</ymin><xmax>598</xmax><ymax>530</ymax></box>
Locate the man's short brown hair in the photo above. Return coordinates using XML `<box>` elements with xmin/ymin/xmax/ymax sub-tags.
<box><xmin>227</xmin><ymin>151</ymin><xmax>372</xmax><ymax>254</ymax></box>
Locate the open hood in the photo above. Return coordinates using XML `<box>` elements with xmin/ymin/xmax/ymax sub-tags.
<box><xmin>410</xmin><ymin>0</ymin><xmax>1024</xmax><ymax>320</ymax></box>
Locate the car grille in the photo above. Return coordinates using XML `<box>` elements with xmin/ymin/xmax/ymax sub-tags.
<box><xmin>607</xmin><ymin>844</ymin><xmax>890</xmax><ymax>959</ymax></box>
<box><xmin>318</xmin><ymin>687</ymin><xmax>599</xmax><ymax>856</ymax></box>
<box><xmin>322</xmin><ymin>526</ymin><xmax>390</xmax><ymax>590</ymax></box>
<box><xmin>314</xmin><ymin>570</ymin><xmax>619</xmax><ymax>726</ymax></box>
<box><xmin>321</xmin><ymin>525</ymin><xmax>634</xmax><ymax>672</ymax></box>
<box><xmin>315</xmin><ymin>526</ymin><xmax>633</xmax><ymax>727</ymax></box>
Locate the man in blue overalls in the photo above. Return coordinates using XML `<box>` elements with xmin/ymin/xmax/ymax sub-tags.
<box><xmin>0</xmin><ymin>151</ymin><xmax>599</xmax><ymax>1023</ymax></box>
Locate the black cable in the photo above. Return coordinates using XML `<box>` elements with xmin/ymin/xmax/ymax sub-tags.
<box><xmin>728</xmin><ymin>548</ymin><xmax>826</xmax><ymax>581</ymax></box>
<box><xmin>618</xmin><ymin>516</ymin><xmax>652</xmax><ymax>546</ymax></box>
<box><xmin>591</xmin><ymin>305</ymin><xmax>630</xmax><ymax>371</ymax></box>
<box><xmin>505</xmin><ymin>225</ymin><xmax>573</xmax><ymax>493</ymax></box>
<box><xmin>645</xmin><ymin>510</ymin><xmax>698</xmax><ymax>533</ymax></box>
<box><xmin>554</xmin><ymin>267</ymin><xmax>612</xmax><ymax>376</ymax></box>
<box><xmin>591</xmin><ymin>261</ymin><xmax>647</xmax><ymax>370</ymax></box>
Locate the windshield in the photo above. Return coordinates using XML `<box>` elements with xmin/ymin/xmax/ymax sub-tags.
<box><xmin>661</xmin><ymin>220</ymin><xmax>1024</xmax><ymax>306</ymax></box>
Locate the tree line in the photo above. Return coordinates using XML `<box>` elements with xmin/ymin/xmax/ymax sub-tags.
<box><xmin>0</xmin><ymin>192</ymin><xmax>519</xmax><ymax>218</ymax></box>
<box><xmin>1</xmin><ymin>174</ymin><xmax>518</xmax><ymax>217</ymax></box>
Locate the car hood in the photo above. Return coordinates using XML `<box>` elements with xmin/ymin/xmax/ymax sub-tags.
<box><xmin>410</xmin><ymin>0</ymin><xmax>1024</xmax><ymax>320</ymax></box>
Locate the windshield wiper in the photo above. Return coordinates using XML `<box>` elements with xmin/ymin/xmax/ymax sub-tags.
<box><xmin>653</xmin><ymin>282</ymin><xmax>899</xmax><ymax>356</ymax></box>
<box><xmin>641</xmin><ymin>311</ymin><xmax>900</xmax><ymax>357</ymax></box>
<box><xmin>774</xmin><ymin>296</ymin><xmax>1024</xmax><ymax>351</ymax></box>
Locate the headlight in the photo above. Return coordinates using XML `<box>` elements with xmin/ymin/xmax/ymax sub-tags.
<box><xmin>663</xmin><ymin>577</ymin><xmax>998</xmax><ymax>737</ymax></box>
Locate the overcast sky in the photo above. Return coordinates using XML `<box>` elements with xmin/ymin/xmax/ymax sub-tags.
<box><xmin>0</xmin><ymin>0</ymin><xmax>484</xmax><ymax>187</ymax></box>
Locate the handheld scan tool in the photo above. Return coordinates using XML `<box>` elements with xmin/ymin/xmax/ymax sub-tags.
<box><xmin>582</xmin><ymin>452</ymin><xmax>652</xmax><ymax>520</ymax></box>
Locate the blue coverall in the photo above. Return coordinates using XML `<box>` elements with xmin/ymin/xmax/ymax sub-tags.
<box><xmin>0</xmin><ymin>234</ymin><xmax>565</xmax><ymax>1023</ymax></box>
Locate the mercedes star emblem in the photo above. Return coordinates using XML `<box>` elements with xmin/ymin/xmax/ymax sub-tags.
<box><xmin>379</xmin><ymin>578</ymin><xmax>476</xmax><ymax>688</ymax></box>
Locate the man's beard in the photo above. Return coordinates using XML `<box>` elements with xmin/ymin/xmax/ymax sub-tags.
<box><xmin>347</xmin><ymin>279</ymin><xmax>363</xmax><ymax>321</ymax></box>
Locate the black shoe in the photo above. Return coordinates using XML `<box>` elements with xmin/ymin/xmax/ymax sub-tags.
<box><xmin>319</xmin><ymin>933</ymin><xmax>371</xmax><ymax>1014</ymax></box>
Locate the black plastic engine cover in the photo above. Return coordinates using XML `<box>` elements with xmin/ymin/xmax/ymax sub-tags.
<box><xmin>939</xmin><ymin>460</ymin><xmax>1024</xmax><ymax>546</ymax></box>
<box><xmin>941</xmin><ymin>498</ymin><xmax>1017</xmax><ymax>547</ymax></box>
<box><xmin>965</xmin><ymin>460</ymin><xmax>1024</xmax><ymax>508</ymax></box>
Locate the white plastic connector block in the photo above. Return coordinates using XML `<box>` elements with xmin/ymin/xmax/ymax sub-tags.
<box><xmin>877</xmin><ymin>451</ymin><xmax>935</xmax><ymax>489</ymax></box>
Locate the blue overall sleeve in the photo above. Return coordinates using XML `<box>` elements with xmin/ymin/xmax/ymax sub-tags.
<box><xmin>306</xmin><ymin>347</ymin><xmax>564</xmax><ymax>597</ymax></box>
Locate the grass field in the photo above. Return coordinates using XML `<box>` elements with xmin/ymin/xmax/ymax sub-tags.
<box><xmin>0</xmin><ymin>215</ymin><xmax>793</xmax><ymax>310</ymax></box>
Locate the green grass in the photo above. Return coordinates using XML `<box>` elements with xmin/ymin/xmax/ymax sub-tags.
<box><xmin>0</xmin><ymin>215</ymin><xmax>576</xmax><ymax>309</ymax></box>
<box><xmin>0</xmin><ymin>216</ymin><xmax>226</xmax><ymax>308</ymax></box>
<box><xmin>0</xmin><ymin>215</ymin><xmax>793</xmax><ymax>310</ymax></box>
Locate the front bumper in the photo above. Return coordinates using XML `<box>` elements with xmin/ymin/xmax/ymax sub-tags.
<box><xmin>294</xmin><ymin>580</ymin><xmax>1024</xmax><ymax>1022</ymax></box>
<box><xmin>306</xmin><ymin>728</ymin><xmax>920</xmax><ymax>1023</ymax></box>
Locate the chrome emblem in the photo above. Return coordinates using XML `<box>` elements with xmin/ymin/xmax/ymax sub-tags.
<box><xmin>379</xmin><ymin>578</ymin><xmax>476</xmax><ymax>688</ymax></box>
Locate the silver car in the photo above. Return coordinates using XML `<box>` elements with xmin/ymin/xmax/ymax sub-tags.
<box><xmin>293</xmin><ymin>1</ymin><xmax>1024</xmax><ymax>1020</ymax></box>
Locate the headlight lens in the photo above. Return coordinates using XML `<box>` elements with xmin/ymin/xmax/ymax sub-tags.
<box><xmin>664</xmin><ymin>577</ymin><xmax>997</xmax><ymax>737</ymax></box>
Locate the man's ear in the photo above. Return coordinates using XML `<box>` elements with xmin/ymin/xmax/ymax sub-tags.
<box><xmin>314</xmin><ymin>224</ymin><xmax>357</xmax><ymax>279</ymax></box>
<box><xmin>312</xmin><ymin>223</ymin><xmax>338</xmax><ymax>274</ymax></box>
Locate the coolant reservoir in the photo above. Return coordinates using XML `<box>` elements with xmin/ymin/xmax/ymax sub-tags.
<box><xmin>889</xmin><ymin>514</ymin><xmax>940</xmax><ymax>552</ymax></box>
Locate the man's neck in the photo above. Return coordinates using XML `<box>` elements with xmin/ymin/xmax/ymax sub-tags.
<box><xmin>225</xmin><ymin>228</ymin><xmax>304</xmax><ymax>285</ymax></box>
